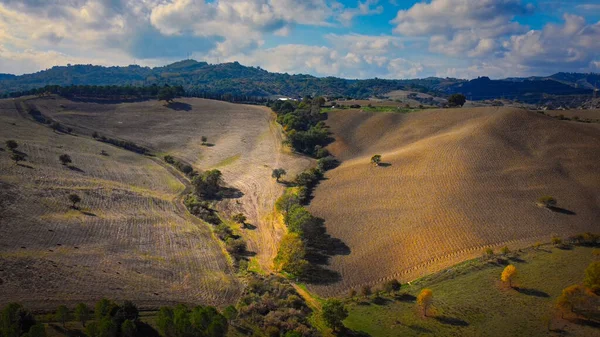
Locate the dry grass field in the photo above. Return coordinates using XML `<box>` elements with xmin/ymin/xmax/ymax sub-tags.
<box><xmin>30</xmin><ymin>97</ymin><xmax>312</xmax><ymax>271</ymax></box>
<box><xmin>0</xmin><ymin>99</ymin><xmax>242</xmax><ymax>310</ymax></box>
<box><xmin>307</xmin><ymin>107</ymin><xmax>600</xmax><ymax>296</ymax></box>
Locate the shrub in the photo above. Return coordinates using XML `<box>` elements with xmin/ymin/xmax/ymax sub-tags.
<box><xmin>584</xmin><ymin>261</ymin><xmax>600</xmax><ymax>294</ymax></box>
<box><xmin>383</xmin><ymin>279</ymin><xmax>402</xmax><ymax>293</ymax></box>
<box><xmin>360</xmin><ymin>285</ymin><xmax>372</xmax><ymax>297</ymax></box>
<box><xmin>164</xmin><ymin>155</ymin><xmax>175</xmax><ymax>164</ymax></box>
<box><xmin>370</xmin><ymin>154</ymin><xmax>381</xmax><ymax>166</ymax></box>
<box><xmin>322</xmin><ymin>299</ymin><xmax>348</xmax><ymax>331</ymax></box>
<box><xmin>537</xmin><ymin>196</ymin><xmax>557</xmax><ymax>208</ymax></box>
<box><xmin>5</xmin><ymin>140</ymin><xmax>18</xmax><ymax>151</ymax></box>
<box><xmin>59</xmin><ymin>154</ymin><xmax>72</xmax><ymax>165</ymax></box>
<box><xmin>500</xmin><ymin>246</ymin><xmax>510</xmax><ymax>255</ymax></box>
<box><xmin>552</xmin><ymin>236</ymin><xmax>562</xmax><ymax>246</ymax></box>
<box><xmin>317</xmin><ymin>156</ymin><xmax>339</xmax><ymax>171</ymax></box>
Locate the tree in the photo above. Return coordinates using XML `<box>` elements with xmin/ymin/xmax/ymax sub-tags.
<box><xmin>59</xmin><ymin>154</ymin><xmax>72</xmax><ymax>166</ymax></box>
<box><xmin>222</xmin><ymin>306</ymin><xmax>237</xmax><ymax>324</ymax></box>
<box><xmin>55</xmin><ymin>305</ymin><xmax>69</xmax><ymax>328</ymax></box>
<box><xmin>584</xmin><ymin>261</ymin><xmax>600</xmax><ymax>294</ymax></box>
<box><xmin>232</xmin><ymin>213</ymin><xmax>246</xmax><ymax>226</ymax></box>
<box><xmin>360</xmin><ymin>285</ymin><xmax>372</xmax><ymax>298</ymax></box>
<box><xmin>557</xmin><ymin>284</ymin><xmax>589</xmax><ymax>316</ymax></box>
<box><xmin>274</xmin><ymin>233</ymin><xmax>307</xmax><ymax>276</ymax></box>
<box><xmin>94</xmin><ymin>298</ymin><xmax>116</xmax><ymax>321</ymax></box>
<box><xmin>25</xmin><ymin>323</ymin><xmax>46</xmax><ymax>337</ymax></box>
<box><xmin>156</xmin><ymin>307</ymin><xmax>175</xmax><ymax>337</ymax></box>
<box><xmin>383</xmin><ymin>279</ymin><xmax>402</xmax><ymax>293</ymax></box>
<box><xmin>417</xmin><ymin>289</ymin><xmax>433</xmax><ymax>317</ymax></box>
<box><xmin>68</xmin><ymin>194</ymin><xmax>81</xmax><ymax>209</ymax></box>
<box><xmin>271</xmin><ymin>168</ymin><xmax>286</xmax><ymax>182</ymax></box>
<box><xmin>158</xmin><ymin>87</ymin><xmax>175</xmax><ymax>103</ymax></box>
<box><xmin>501</xmin><ymin>264</ymin><xmax>517</xmax><ymax>288</ymax></box>
<box><xmin>500</xmin><ymin>246</ymin><xmax>510</xmax><ymax>255</ymax></box>
<box><xmin>0</xmin><ymin>303</ymin><xmax>36</xmax><ymax>337</ymax></box>
<box><xmin>448</xmin><ymin>94</ymin><xmax>466</xmax><ymax>107</ymax></box>
<box><xmin>201</xmin><ymin>136</ymin><xmax>208</xmax><ymax>145</ymax></box>
<box><xmin>121</xmin><ymin>319</ymin><xmax>136</xmax><ymax>337</ymax></box>
<box><xmin>5</xmin><ymin>140</ymin><xmax>18</xmax><ymax>151</ymax></box>
<box><xmin>370</xmin><ymin>154</ymin><xmax>381</xmax><ymax>166</ymax></box>
<box><xmin>92</xmin><ymin>131</ymin><xmax>99</xmax><ymax>139</ymax></box>
<box><xmin>537</xmin><ymin>196</ymin><xmax>557</xmax><ymax>208</ymax></box>
<box><xmin>74</xmin><ymin>303</ymin><xmax>90</xmax><ymax>327</ymax></box>
<box><xmin>51</xmin><ymin>122</ymin><xmax>61</xmax><ymax>132</ymax></box>
<box><xmin>322</xmin><ymin>299</ymin><xmax>348</xmax><ymax>332</ymax></box>
<box><xmin>11</xmin><ymin>152</ymin><xmax>25</xmax><ymax>165</ymax></box>
<box><xmin>551</xmin><ymin>236</ymin><xmax>562</xmax><ymax>246</ymax></box>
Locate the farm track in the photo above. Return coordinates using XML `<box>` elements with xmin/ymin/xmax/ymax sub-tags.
<box><xmin>308</xmin><ymin>107</ymin><xmax>600</xmax><ymax>296</ymax></box>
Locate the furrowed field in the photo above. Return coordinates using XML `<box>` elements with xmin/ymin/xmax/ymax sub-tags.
<box><xmin>308</xmin><ymin>107</ymin><xmax>600</xmax><ymax>296</ymax></box>
<box><xmin>0</xmin><ymin>96</ymin><xmax>310</xmax><ymax>310</ymax></box>
<box><xmin>28</xmin><ymin>97</ymin><xmax>312</xmax><ymax>271</ymax></box>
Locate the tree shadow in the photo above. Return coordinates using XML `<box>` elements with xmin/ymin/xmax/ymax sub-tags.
<box><xmin>372</xmin><ymin>296</ymin><xmax>392</xmax><ymax>306</ymax></box>
<box><xmin>508</xmin><ymin>256</ymin><xmax>526</xmax><ymax>263</ymax></box>
<box><xmin>81</xmin><ymin>211</ymin><xmax>97</xmax><ymax>217</ymax></box>
<box><xmin>12</xmin><ymin>150</ymin><xmax>28</xmax><ymax>158</ymax></box>
<box><xmin>394</xmin><ymin>293</ymin><xmax>416</xmax><ymax>302</ymax></box>
<box><xmin>166</xmin><ymin>101</ymin><xmax>192</xmax><ymax>111</ymax></box>
<box><xmin>242</xmin><ymin>223</ymin><xmax>257</xmax><ymax>230</ymax></box>
<box><xmin>136</xmin><ymin>321</ymin><xmax>161</xmax><ymax>337</ymax></box>
<box><xmin>67</xmin><ymin>165</ymin><xmax>85</xmax><ymax>173</ymax></box>
<box><xmin>299</xmin><ymin>264</ymin><xmax>341</xmax><ymax>285</ymax></box>
<box><xmin>202</xmin><ymin>143</ymin><xmax>215</xmax><ymax>147</ymax></box>
<box><xmin>408</xmin><ymin>325</ymin><xmax>432</xmax><ymax>333</ymax></box>
<box><xmin>434</xmin><ymin>316</ymin><xmax>469</xmax><ymax>327</ymax></box>
<box><xmin>218</xmin><ymin>187</ymin><xmax>244</xmax><ymax>199</ymax></box>
<box><xmin>514</xmin><ymin>287</ymin><xmax>550</xmax><ymax>298</ymax></box>
<box><xmin>548</xmin><ymin>206</ymin><xmax>576</xmax><ymax>215</ymax></box>
<box><xmin>17</xmin><ymin>163</ymin><xmax>34</xmax><ymax>169</ymax></box>
<box><xmin>568</xmin><ymin>318</ymin><xmax>600</xmax><ymax>328</ymax></box>
<box><xmin>339</xmin><ymin>327</ymin><xmax>371</xmax><ymax>336</ymax></box>
<box><xmin>378</xmin><ymin>162</ymin><xmax>392</xmax><ymax>167</ymax></box>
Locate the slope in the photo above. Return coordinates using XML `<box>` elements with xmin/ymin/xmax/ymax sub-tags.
<box><xmin>307</xmin><ymin>107</ymin><xmax>600</xmax><ymax>296</ymax></box>
<box><xmin>0</xmin><ymin>99</ymin><xmax>240</xmax><ymax>309</ymax></box>
<box><xmin>29</xmin><ymin>96</ymin><xmax>313</xmax><ymax>271</ymax></box>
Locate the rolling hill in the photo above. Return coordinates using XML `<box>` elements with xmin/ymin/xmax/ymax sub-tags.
<box><xmin>307</xmin><ymin>107</ymin><xmax>600</xmax><ymax>296</ymax></box>
<box><xmin>0</xmin><ymin>96</ymin><xmax>312</xmax><ymax>310</ymax></box>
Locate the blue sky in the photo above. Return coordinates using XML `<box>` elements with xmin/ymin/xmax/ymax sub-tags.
<box><xmin>0</xmin><ymin>1</ymin><xmax>599</xmax><ymax>78</ymax></box>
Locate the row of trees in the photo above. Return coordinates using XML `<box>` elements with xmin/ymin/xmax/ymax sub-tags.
<box><xmin>6</xmin><ymin>84</ymin><xmax>184</xmax><ymax>102</ymax></box>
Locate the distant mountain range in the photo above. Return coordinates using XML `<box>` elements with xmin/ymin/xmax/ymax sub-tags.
<box><xmin>0</xmin><ymin>60</ymin><xmax>597</xmax><ymax>103</ymax></box>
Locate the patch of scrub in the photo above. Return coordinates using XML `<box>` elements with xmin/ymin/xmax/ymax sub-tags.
<box><xmin>214</xmin><ymin>154</ymin><xmax>241</xmax><ymax>168</ymax></box>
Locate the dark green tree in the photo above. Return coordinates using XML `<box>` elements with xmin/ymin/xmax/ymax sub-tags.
<box><xmin>121</xmin><ymin>319</ymin><xmax>136</xmax><ymax>337</ymax></box>
<box><xmin>158</xmin><ymin>87</ymin><xmax>176</xmax><ymax>103</ymax></box>
<box><xmin>271</xmin><ymin>168</ymin><xmax>286</xmax><ymax>182</ymax></box>
<box><xmin>1</xmin><ymin>303</ymin><xmax>36</xmax><ymax>337</ymax></box>
<box><xmin>322</xmin><ymin>299</ymin><xmax>348</xmax><ymax>332</ymax></box>
<box><xmin>5</xmin><ymin>140</ymin><xmax>18</xmax><ymax>151</ymax></box>
<box><xmin>11</xmin><ymin>152</ymin><xmax>25</xmax><ymax>165</ymax></box>
<box><xmin>156</xmin><ymin>307</ymin><xmax>175</xmax><ymax>337</ymax></box>
<box><xmin>68</xmin><ymin>194</ymin><xmax>81</xmax><ymax>209</ymax></box>
<box><xmin>74</xmin><ymin>303</ymin><xmax>90</xmax><ymax>327</ymax></box>
<box><xmin>59</xmin><ymin>154</ymin><xmax>72</xmax><ymax>166</ymax></box>
<box><xmin>382</xmin><ymin>279</ymin><xmax>402</xmax><ymax>293</ymax></box>
<box><xmin>448</xmin><ymin>94</ymin><xmax>466</xmax><ymax>107</ymax></box>
<box><xmin>55</xmin><ymin>305</ymin><xmax>69</xmax><ymax>328</ymax></box>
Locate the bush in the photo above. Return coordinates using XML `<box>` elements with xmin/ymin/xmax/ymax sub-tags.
<box><xmin>382</xmin><ymin>279</ymin><xmax>401</xmax><ymax>293</ymax></box>
<box><xmin>317</xmin><ymin>156</ymin><xmax>339</xmax><ymax>171</ymax></box>
<box><xmin>537</xmin><ymin>196</ymin><xmax>557</xmax><ymax>208</ymax></box>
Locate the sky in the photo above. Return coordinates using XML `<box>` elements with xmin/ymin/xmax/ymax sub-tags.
<box><xmin>0</xmin><ymin>0</ymin><xmax>599</xmax><ymax>79</ymax></box>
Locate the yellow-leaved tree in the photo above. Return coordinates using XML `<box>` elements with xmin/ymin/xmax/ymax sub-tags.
<box><xmin>556</xmin><ymin>284</ymin><xmax>592</xmax><ymax>317</ymax></box>
<box><xmin>417</xmin><ymin>288</ymin><xmax>433</xmax><ymax>317</ymax></box>
<box><xmin>501</xmin><ymin>264</ymin><xmax>517</xmax><ymax>288</ymax></box>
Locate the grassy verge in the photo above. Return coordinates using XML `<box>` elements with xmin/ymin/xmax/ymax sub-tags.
<box><xmin>343</xmin><ymin>245</ymin><xmax>598</xmax><ymax>337</ymax></box>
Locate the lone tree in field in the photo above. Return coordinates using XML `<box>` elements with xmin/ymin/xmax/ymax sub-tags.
<box><xmin>383</xmin><ymin>279</ymin><xmax>402</xmax><ymax>294</ymax></box>
<box><xmin>232</xmin><ymin>213</ymin><xmax>247</xmax><ymax>227</ymax></box>
<box><xmin>360</xmin><ymin>285</ymin><xmax>372</xmax><ymax>298</ymax></box>
<box><xmin>272</xmin><ymin>168</ymin><xmax>286</xmax><ymax>182</ymax></box>
<box><xmin>201</xmin><ymin>136</ymin><xmax>208</xmax><ymax>145</ymax></box>
<box><xmin>68</xmin><ymin>193</ymin><xmax>81</xmax><ymax>209</ymax></box>
<box><xmin>448</xmin><ymin>94</ymin><xmax>467</xmax><ymax>107</ymax></box>
<box><xmin>59</xmin><ymin>154</ymin><xmax>72</xmax><ymax>166</ymax></box>
<box><xmin>322</xmin><ymin>299</ymin><xmax>348</xmax><ymax>332</ymax></box>
<box><xmin>537</xmin><ymin>196</ymin><xmax>557</xmax><ymax>208</ymax></box>
<box><xmin>157</xmin><ymin>87</ymin><xmax>175</xmax><ymax>103</ymax></box>
<box><xmin>417</xmin><ymin>289</ymin><xmax>433</xmax><ymax>317</ymax></box>
<box><xmin>501</xmin><ymin>264</ymin><xmax>517</xmax><ymax>288</ymax></box>
<box><xmin>5</xmin><ymin>140</ymin><xmax>18</xmax><ymax>151</ymax></box>
<box><xmin>584</xmin><ymin>261</ymin><xmax>600</xmax><ymax>294</ymax></box>
<box><xmin>557</xmin><ymin>284</ymin><xmax>589</xmax><ymax>317</ymax></box>
<box><xmin>11</xmin><ymin>152</ymin><xmax>26</xmax><ymax>165</ymax></box>
<box><xmin>75</xmin><ymin>303</ymin><xmax>90</xmax><ymax>327</ymax></box>
<box><xmin>371</xmin><ymin>154</ymin><xmax>382</xmax><ymax>166</ymax></box>
<box><xmin>55</xmin><ymin>305</ymin><xmax>69</xmax><ymax>328</ymax></box>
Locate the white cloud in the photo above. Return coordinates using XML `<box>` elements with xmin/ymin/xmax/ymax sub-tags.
<box><xmin>338</xmin><ymin>0</ymin><xmax>384</xmax><ymax>26</ymax></box>
<box><xmin>325</xmin><ymin>33</ymin><xmax>404</xmax><ymax>55</ymax></box>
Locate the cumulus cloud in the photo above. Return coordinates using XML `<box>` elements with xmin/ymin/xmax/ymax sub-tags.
<box><xmin>392</xmin><ymin>0</ymin><xmax>532</xmax><ymax>57</ymax></box>
<box><xmin>338</xmin><ymin>0</ymin><xmax>384</xmax><ymax>26</ymax></box>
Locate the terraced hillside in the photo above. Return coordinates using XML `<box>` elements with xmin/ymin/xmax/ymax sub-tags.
<box><xmin>0</xmin><ymin>99</ymin><xmax>240</xmax><ymax>309</ymax></box>
<box><xmin>308</xmin><ymin>107</ymin><xmax>600</xmax><ymax>296</ymax></box>
<box><xmin>28</xmin><ymin>97</ymin><xmax>312</xmax><ymax>270</ymax></box>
